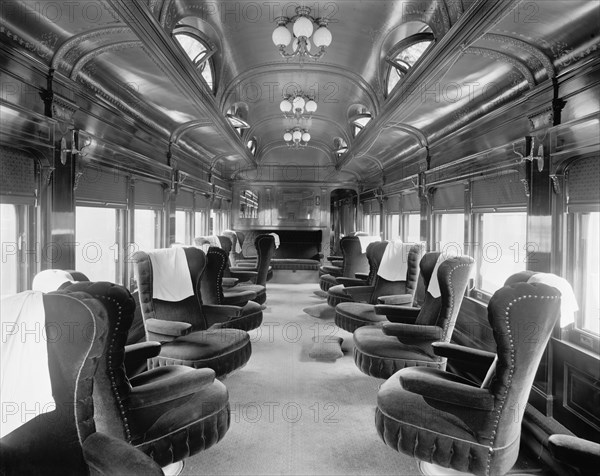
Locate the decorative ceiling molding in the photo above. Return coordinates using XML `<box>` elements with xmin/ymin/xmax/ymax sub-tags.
<box><xmin>70</xmin><ymin>41</ymin><xmax>142</xmax><ymax>80</ymax></box>
<box><xmin>51</xmin><ymin>26</ymin><xmax>133</xmax><ymax>72</ymax></box>
<box><xmin>219</xmin><ymin>62</ymin><xmax>380</xmax><ymax>116</ymax></box>
<box><xmin>106</xmin><ymin>0</ymin><xmax>256</xmax><ymax>168</ymax></box>
<box><xmin>483</xmin><ymin>33</ymin><xmax>556</xmax><ymax>79</ymax></box>
<box><xmin>170</xmin><ymin>119</ymin><xmax>215</xmax><ymax>144</ymax></box>
<box><xmin>383</xmin><ymin>122</ymin><xmax>429</xmax><ymax>149</ymax></box>
<box><xmin>342</xmin><ymin>0</ymin><xmax>522</xmax><ymax>170</ymax></box>
<box><xmin>260</xmin><ymin>140</ymin><xmax>332</xmax><ymax>159</ymax></box>
<box><xmin>464</xmin><ymin>47</ymin><xmax>536</xmax><ymax>89</ymax></box>
<box><xmin>244</xmin><ymin>114</ymin><xmax>351</xmax><ymax>148</ymax></box>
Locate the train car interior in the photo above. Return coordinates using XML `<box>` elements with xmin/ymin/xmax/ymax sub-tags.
<box><xmin>1</xmin><ymin>1</ymin><xmax>599</xmax><ymax>475</ymax></box>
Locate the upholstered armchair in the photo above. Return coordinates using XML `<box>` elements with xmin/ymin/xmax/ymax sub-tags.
<box><xmin>218</xmin><ymin>235</ymin><xmax>267</xmax><ymax>302</ymax></box>
<box><xmin>60</xmin><ymin>281</ymin><xmax>231</xmax><ymax>470</ymax></box>
<box><xmin>352</xmin><ymin>253</ymin><xmax>474</xmax><ymax>378</ymax></box>
<box><xmin>548</xmin><ymin>434</ymin><xmax>600</xmax><ymax>476</ymax></box>
<box><xmin>223</xmin><ymin>230</ymin><xmax>257</xmax><ymax>266</ymax></box>
<box><xmin>229</xmin><ymin>234</ymin><xmax>276</xmax><ymax>292</ymax></box>
<box><xmin>319</xmin><ymin>236</ymin><xmax>369</xmax><ymax>291</ymax></box>
<box><xmin>326</xmin><ymin>241</ymin><xmax>387</xmax><ymax>307</ymax></box>
<box><xmin>0</xmin><ymin>290</ymin><xmax>163</xmax><ymax>476</ymax></box>
<box><xmin>132</xmin><ymin>247</ymin><xmax>251</xmax><ymax>376</ymax></box>
<box><xmin>201</xmin><ymin>246</ymin><xmax>264</xmax><ymax>331</ymax></box>
<box><xmin>334</xmin><ymin>244</ymin><xmax>428</xmax><ymax>333</ymax></box>
<box><xmin>375</xmin><ymin>280</ymin><xmax>562</xmax><ymax>476</ymax></box>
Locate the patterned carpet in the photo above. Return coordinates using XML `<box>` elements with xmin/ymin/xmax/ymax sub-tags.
<box><xmin>182</xmin><ymin>282</ymin><xmax>421</xmax><ymax>476</ymax></box>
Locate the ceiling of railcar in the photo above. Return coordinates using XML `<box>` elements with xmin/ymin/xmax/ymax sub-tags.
<box><xmin>1</xmin><ymin>0</ymin><xmax>598</xmax><ymax>184</ymax></box>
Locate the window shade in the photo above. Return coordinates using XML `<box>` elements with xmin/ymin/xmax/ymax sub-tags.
<box><xmin>431</xmin><ymin>183</ymin><xmax>464</xmax><ymax>212</ymax></box>
<box><xmin>135</xmin><ymin>180</ymin><xmax>164</xmax><ymax>208</ymax></box>
<box><xmin>177</xmin><ymin>189</ymin><xmax>194</xmax><ymax>209</ymax></box>
<box><xmin>471</xmin><ymin>171</ymin><xmax>527</xmax><ymax>210</ymax></box>
<box><xmin>76</xmin><ymin>165</ymin><xmax>127</xmax><ymax>206</ymax></box>
<box><xmin>567</xmin><ymin>156</ymin><xmax>600</xmax><ymax>206</ymax></box>
<box><xmin>0</xmin><ymin>146</ymin><xmax>36</xmax><ymax>204</ymax></box>
<box><xmin>402</xmin><ymin>191</ymin><xmax>420</xmax><ymax>212</ymax></box>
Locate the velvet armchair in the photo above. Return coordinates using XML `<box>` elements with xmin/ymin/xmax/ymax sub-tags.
<box><xmin>319</xmin><ymin>235</ymin><xmax>369</xmax><ymax>291</ymax></box>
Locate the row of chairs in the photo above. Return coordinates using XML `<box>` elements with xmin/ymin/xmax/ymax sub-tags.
<box><xmin>321</xmin><ymin>239</ymin><xmax>599</xmax><ymax>475</ymax></box>
<box><xmin>1</xmin><ymin>234</ymin><xmax>278</xmax><ymax>474</ymax></box>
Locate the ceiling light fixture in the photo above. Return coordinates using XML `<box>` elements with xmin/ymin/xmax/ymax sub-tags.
<box><xmin>272</xmin><ymin>6</ymin><xmax>332</xmax><ymax>61</ymax></box>
<box><xmin>280</xmin><ymin>91</ymin><xmax>317</xmax><ymax>129</ymax></box>
<box><xmin>284</xmin><ymin>127</ymin><xmax>311</xmax><ymax>149</ymax></box>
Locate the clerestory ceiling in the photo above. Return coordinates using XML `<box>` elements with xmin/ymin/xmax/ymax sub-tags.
<box><xmin>1</xmin><ymin>0</ymin><xmax>598</xmax><ymax>186</ymax></box>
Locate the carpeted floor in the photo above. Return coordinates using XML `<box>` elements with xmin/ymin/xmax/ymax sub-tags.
<box><xmin>182</xmin><ymin>282</ymin><xmax>421</xmax><ymax>476</ymax></box>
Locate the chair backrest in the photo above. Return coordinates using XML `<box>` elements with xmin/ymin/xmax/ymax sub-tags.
<box><xmin>217</xmin><ymin>235</ymin><xmax>236</xmax><ymax>275</ymax></box>
<box><xmin>483</xmin><ymin>281</ymin><xmax>560</xmax><ymax>457</ymax></box>
<box><xmin>59</xmin><ymin>281</ymin><xmax>137</xmax><ymax>443</ymax></box>
<box><xmin>254</xmin><ymin>234</ymin><xmax>276</xmax><ymax>285</ymax></box>
<box><xmin>132</xmin><ymin>247</ymin><xmax>211</xmax><ymax>331</ymax></box>
<box><xmin>201</xmin><ymin>246</ymin><xmax>229</xmax><ymax>304</ymax></box>
<box><xmin>340</xmin><ymin>236</ymin><xmax>368</xmax><ymax>278</ymax></box>
<box><xmin>364</xmin><ymin>241</ymin><xmax>387</xmax><ymax>285</ymax></box>
<box><xmin>368</xmin><ymin>242</ymin><xmax>425</xmax><ymax>303</ymax></box>
<box><xmin>1</xmin><ymin>290</ymin><xmax>108</xmax><ymax>474</ymax></box>
<box><xmin>414</xmin><ymin>255</ymin><xmax>474</xmax><ymax>346</ymax></box>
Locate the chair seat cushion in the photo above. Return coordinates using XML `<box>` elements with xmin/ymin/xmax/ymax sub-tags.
<box><xmin>234</xmin><ymin>283</ymin><xmax>266</xmax><ymax>305</ymax></box>
<box><xmin>334</xmin><ymin>303</ymin><xmax>387</xmax><ymax>333</ymax></box>
<box><xmin>151</xmin><ymin>328</ymin><xmax>251</xmax><ymax>377</ymax></box>
<box><xmin>327</xmin><ymin>284</ymin><xmax>353</xmax><ymax>307</ymax></box>
<box><xmin>271</xmin><ymin>259</ymin><xmax>320</xmax><ymax>270</ymax></box>
<box><xmin>130</xmin><ymin>370</ymin><xmax>230</xmax><ymax>465</ymax></box>
<box><xmin>219</xmin><ymin>301</ymin><xmax>263</xmax><ymax>332</ymax></box>
<box><xmin>319</xmin><ymin>274</ymin><xmax>339</xmax><ymax>291</ymax></box>
<box><xmin>353</xmin><ymin>326</ymin><xmax>441</xmax><ymax>378</ymax></box>
<box><xmin>375</xmin><ymin>370</ymin><xmax>508</xmax><ymax>475</ymax></box>
<box><xmin>319</xmin><ymin>265</ymin><xmax>342</xmax><ymax>278</ymax></box>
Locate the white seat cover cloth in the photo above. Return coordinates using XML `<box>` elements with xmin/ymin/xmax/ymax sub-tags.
<box><xmin>1</xmin><ymin>291</ymin><xmax>54</xmax><ymax>437</ymax></box>
<box><xmin>147</xmin><ymin>248</ymin><xmax>194</xmax><ymax>301</ymax></box>
<box><xmin>527</xmin><ymin>273</ymin><xmax>578</xmax><ymax>327</ymax></box>
<box><xmin>377</xmin><ymin>240</ymin><xmax>412</xmax><ymax>281</ymax></box>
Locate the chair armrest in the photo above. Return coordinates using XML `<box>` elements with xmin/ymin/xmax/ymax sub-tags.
<box><xmin>354</xmin><ymin>272</ymin><xmax>369</xmax><ymax>281</ymax></box>
<box><xmin>145</xmin><ymin>318</ymin><xmax>192</xmax><ymax>337</ymax></box>
<box><xmin>431</xmin><ymin>342</ymin><xmax>496</xmax><ymax>368</ymax></box>
<box><xmin>382</xmin><ymin>323</ymin><xmax>443</xmax><ymax>341</ymax></box>
<box><xmin>399</xmin><ymin>368</ymin><xmax>494</xmax><ymax>410</ymax></box>
<box><xmin>129</xmin><ymin>367</ymin><xmax>216</xmax><ymax>408</ymax></box>
<box><xmin>337</xmin><ymin>277</ymin><xmax>367</xmax><ymax>287</ymax></box>
<box><xmin>331</xmin><ymin>260</ymin><xmax>343</xmax><ymax>267</ymax></box>
<box><xmin>222</xmin><ymin>277</ymin><xmax>239</xmax><ymax>287</ymax></box>
<box><xmin>377</xmin><ymin>294</ymin><xmax>413</xmax><ymax>305</ymax></box>
<box><xmin>202</xmin><ymin>304</ymin><xmax>243</xmax><ymax>326</ymax></box>
<box><xmin>234</xmin><ymin>262</ymin><xmax>257</xmax><ymax>268</ymax></box>
<box><xmin>374</xmin><ymin>305</ymin><xmax>420</xmax><ymax>323</ymax></box>
<box><xmin>548</xmin><ymin>434</ymin><xmax>600</xmax><ymax>469</ymax></box>
<box><xmin>83</xmin><ymin>432</ymin><xmax>164</xmax><ymax>476</ymax></box>
<box><xmin>223</xmin><ymin>289</ymin><xmax>257</xmax><ymax>307</ymax></box>
<box><xmin>124</xmin><ymin>342</ymin><xmax>161</xmax><ymax>376</ymax></box>
<box><xmin>229</xmin><ymin>269</ymin><xmax>258</xmax><ymax>282</ymax></box>
<box><xmin>327</xmin><ymin>255</ymin><xmax>343</xmax><ymax>262</ymax></box>
<box><xmin>343</xmin><ymin>286</ymin><xmax>375</xmax><ymax>303</ymax></box>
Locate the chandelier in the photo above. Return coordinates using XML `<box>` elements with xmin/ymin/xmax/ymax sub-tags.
<box><xmin>280</xmin><ymin>91</ymin><xmax>317</xmax><ymax>128</ymax></box>
<box><xmin>284</xmin><ymin>127</ymin><xmax>311</xmax><ymax>148</ymax></box>
<box><xmin>272</xmin><ymin>6</ymin><xmax>332</xmax><ymax>61</ymax></box>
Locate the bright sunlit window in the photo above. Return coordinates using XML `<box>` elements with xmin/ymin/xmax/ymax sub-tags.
<box><xmin>1</xmin><ymin>204</ymin><xmax>18</xmax><ymax>298</ymax></box>
<box><xmin>76</xmin><ymin>207</ymin><xmax>119</xmax><ymax>282</ymax></box>
<box><xmin>405</xmin><ymin>213</ymin><xmax>421</xmax><ymax>243</ymax></box>
<box><xmin>175</xmin><ymin>210</ymin><xmax>189</xmax><ymax>245</ymax></box>
<box><xmin>570</xmin><ymin>211</ymin><xmax>600</xmax><ymax>335</ymax></box>
<box><xmin>387</xmin><ymin>36</ymin><xmax>433</xmax><ymax>95</ymax></box>
<box><xmin>475</xmin><ymin>212</ymin><xmax>527</xmax><ymax>294</ymax></box>
<box><xmin>135</xmin><ymin>209</ymin><xmax>160</xmax><ymax>252</ymax></box>
<box><xmin>436</xmin><ymin>213</ymin><xmax>464</xmax><ymax>255</ymax></box>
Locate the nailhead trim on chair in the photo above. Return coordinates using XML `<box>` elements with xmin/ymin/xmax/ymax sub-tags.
<box><xmin>353</xmin><ymin>347</ymin><xmax>442</xmax><ymax>378</ymax></box>
<box><xmin>484</xmin><ymin>293</ymin><xmax>559</xmax><ymax>475</ymax></box>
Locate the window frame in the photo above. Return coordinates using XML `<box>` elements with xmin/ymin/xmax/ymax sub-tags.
<box><xmin>385</xmin><ymin>32</ymin><xmax>435</xmax><ymax>97</ymax></box>
<box><xmin>172</xmin><ymin>27</ymin><xmax>216</xmax><ymax>93</ymax></box>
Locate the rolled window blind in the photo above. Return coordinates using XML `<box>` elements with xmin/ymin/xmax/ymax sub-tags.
<box><xmin>471</xmin><ymin>171</ymin><xmax>527</xmax><ymax>211</ymax></box>
<box><xmin>431</xmin><ymin>183</ymin><xmax>464</xmax><ymax>212</ymax></box>
<box><xmin>177</xmin><ymin>189</ymin><xmax>194</xmax><ymax>209</ymax></box>
<box><xmin>135</xmin><ymin>180</ymin><xmax>164</xmax><ymax>208</ymax></box>
<box><xmin>76</xmin><ymin>164</ymin><xmax>127</xmax><ymax>206</ymax></box>
<box><xmin>402</xmin><ymin>191</ymin><xmax>420</xmax><ymax>212</ymax></box>
<box><xmin>567</xmin><ymin>156</ymin><xmax>600</xmax><ymax>207</ymax></box>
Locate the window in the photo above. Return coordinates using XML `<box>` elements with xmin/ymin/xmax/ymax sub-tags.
<box><xmin>389</xmin><ymin>214</ymin><xmax>400</xmax><ymax>240</ymax></box>
<box><xmin>435</xmin><ymin>213</ymin><xmax>464</xmax><ymax>255</ymax></box>
<box><xmin>247</xmin><ymin>137</ymin><xmax>257</xmax><ymax>155</ymax></box>
<box><xmin>474</xmin><ymin>212</ymin><xmax>527</xmax><ymax>294</ymax></box>
<box><xmin>175</xmin><ymin>210</ymin><xmax>189</xmax><ymax>245</ymax></box>
<box><xmin>405</xmin><ymin>213</ymin><xmax>421</xmax><ymax>243</ymax></box>
<box><xmin>386</xmin><ymin>32</ymin><xmax>434</xmax><ymax>96</ymax></box>
<box><xmin>569</xmin><ymin>211</ymin><xmax>599</xmax><ymax>335</ymax></box>
<box><xmin>173</xmin><ymin>30</ymin><xmax>215</xmax><ymax>92</ymax></box>
<box><xmin>76</xmin><ymin>206</ymin><xmax>121</xmax><ymax>283</ymax></box>
<box><xmin>371</xmin><ymin>214</ymin><xmax>381</xmax><ymax>237</ymax></box>
<box><xmin>351</xmin><ymin>113</ymin><xmax>372</xmax><ymax>137</ymax></box>
<box><xmin>1</xmin><ymin>204</ymin><xmax>19</xmax><ymax>297</ymax></box>
<box><xmin>134</xmin><ymin>209</ymin><xmax>161</xmax><ymax>252</ymax></box>
<box><xmin>361</xmin><ymin>214</ymin><xmax>370</xmax><ymax>234</ymax></box>
<box><xmin>194</xmin><ymin>211</ymin><xmax>205</xmax><ymax>237</ymax></box>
